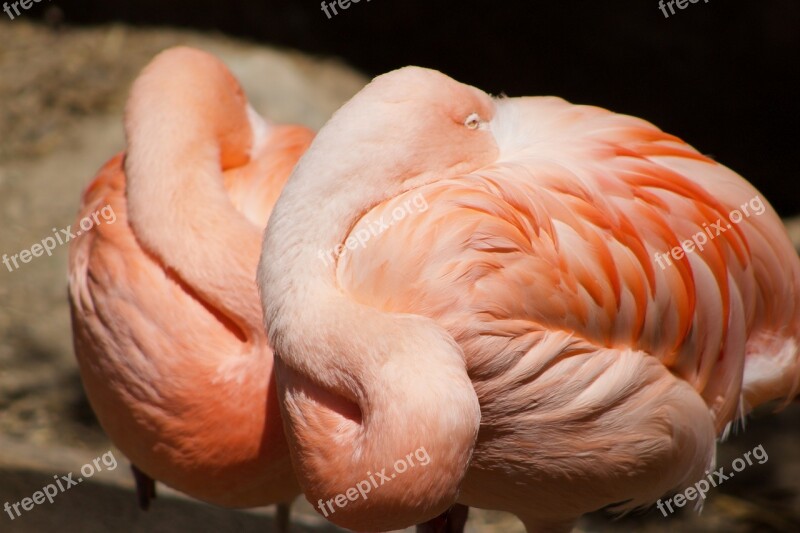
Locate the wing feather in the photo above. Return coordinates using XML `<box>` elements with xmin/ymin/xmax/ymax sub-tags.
<box><xmin>338</xmin><ymin>97</ymin><xmax>800</xmax><ymax>430</ymax></box>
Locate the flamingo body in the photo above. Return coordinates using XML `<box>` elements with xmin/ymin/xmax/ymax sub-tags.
<box><xmin>68</xmin><ymin>47</ymin><xmax>313</xmax><ymax>507</ymax></box>
<box><xmin>259</xmin><ymin>67</ymin><xmax>800</xmax><ymax>531</ymax></box>
<box><xmin>337</xmin><ymin>95</ymin><xmax>800</xmax><ymax>528</ymax></box>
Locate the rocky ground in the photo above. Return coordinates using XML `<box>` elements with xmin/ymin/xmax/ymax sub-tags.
<box><xmin>0</xmin><ymin>20</ymin><xmax>798</xmax><ymax>533</ymax></box>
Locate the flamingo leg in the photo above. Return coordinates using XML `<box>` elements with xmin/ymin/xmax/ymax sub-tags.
<box><xmin>130</xmin><ymin>464</ymin><xmax>157</xmax><ymax>511</ymax></box>
<box><xmin>276</xmin><ymin>503</ymin><xmax>291</xmax><ymax>533</ymax></box>
<box><xmin>416</xmin><ymin>504</ymin><xmax>469</xmax><ymax>533</ymax></box>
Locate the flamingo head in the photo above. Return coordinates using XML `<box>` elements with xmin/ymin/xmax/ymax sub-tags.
<box><xmin>294</xmin><ymin>66</ymin><xmax>500</xmax><ymax>201</ymax></box>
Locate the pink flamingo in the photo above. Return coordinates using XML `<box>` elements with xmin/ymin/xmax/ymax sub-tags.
<box><xmin>258</xmin><ymin>66</ymin><xmax>800</xmax><ymax>532</ymax></box>
<box><xmin>68</xmin><ymin>47</ymin><xmax>313</xmax><ymax>513</ymax></box>
<box><xmin>69</xmin><ymin>48</ymin><xmax>463</xmax><ymax>533</ymax></box>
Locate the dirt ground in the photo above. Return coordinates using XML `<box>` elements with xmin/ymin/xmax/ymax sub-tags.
<box><xmin>0</xmin><ymin>20</ymin><xmax>798</xmax><ymax>533</ymax></box>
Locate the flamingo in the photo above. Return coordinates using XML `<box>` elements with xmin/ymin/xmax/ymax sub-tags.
<box><xmin>258</xmin><ymin>66</ymin><xmax>800</xmax><ymax>532</ymax></box>
<box><xmin>68</xmin><ymin>46</ymin><xmax>314</xmax><ymax>513</ymax></box>
<box><xmin>68</xmin><ymin>48</ymin><xmax>464</xmax><ymax>533</ymax></box>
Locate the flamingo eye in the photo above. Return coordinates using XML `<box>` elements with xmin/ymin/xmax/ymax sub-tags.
<box><xmin>464</xmin><ymin>113</ymin><xmax>482</xmax><ymax>130</ymax></box>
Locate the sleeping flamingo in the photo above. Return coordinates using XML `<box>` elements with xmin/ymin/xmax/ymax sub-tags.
<box><xmin>258</xmin><ymin>66</ymin><xmax>800</xmax><ymax>532</ymax></box>
<box><xmin>68</xmin><ymin>48</ymin><xmax>461</xmax><ymax>533</ymax></box>
<box><xmin>68</xmin><ymin>46</ymin><xmax>314</xmax><ymax>514</ymax></box>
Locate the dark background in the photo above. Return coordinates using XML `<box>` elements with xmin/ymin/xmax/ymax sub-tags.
<box><xmin>34</xmin><ymin>0</ymin><xmax>800</xmax><ymax>215</ymax></box>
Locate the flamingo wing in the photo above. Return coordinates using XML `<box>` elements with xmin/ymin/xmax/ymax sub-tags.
<box><xmin>68</xmin><ymin>124</ymin><xmax>313</xmax><ymax>506</ymax></box>
<box><xmin>337</xmin><ymin>97</ymin><xmax>800</xmax><ymax>431</ymax></box>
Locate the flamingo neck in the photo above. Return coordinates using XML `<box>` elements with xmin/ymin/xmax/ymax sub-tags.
<box><xmin>260</xmin><ymin>163</ymin><xmax>481</xmax><ymax>530</ymax></box>
<box><xmin>124</xmin><ymin>85</ymin><xmax>264</xmax><ymax>337</ymax></box>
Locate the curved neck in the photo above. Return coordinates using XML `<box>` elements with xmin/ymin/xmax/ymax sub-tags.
<box><xmin>260</xmin><ymin>161</ymin><xmax>481</xmax><ymax>530</ymax></box>
<box><xmin>124</xmin><ymin>50</ymin><xmax>264</xmax><ymax>337</ymax></box>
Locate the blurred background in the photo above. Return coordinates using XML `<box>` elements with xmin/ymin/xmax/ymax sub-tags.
<box><xmin>1</xmin><ymin>1</ymin><xmax>798</xmax><ymax>532</ymax></box>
